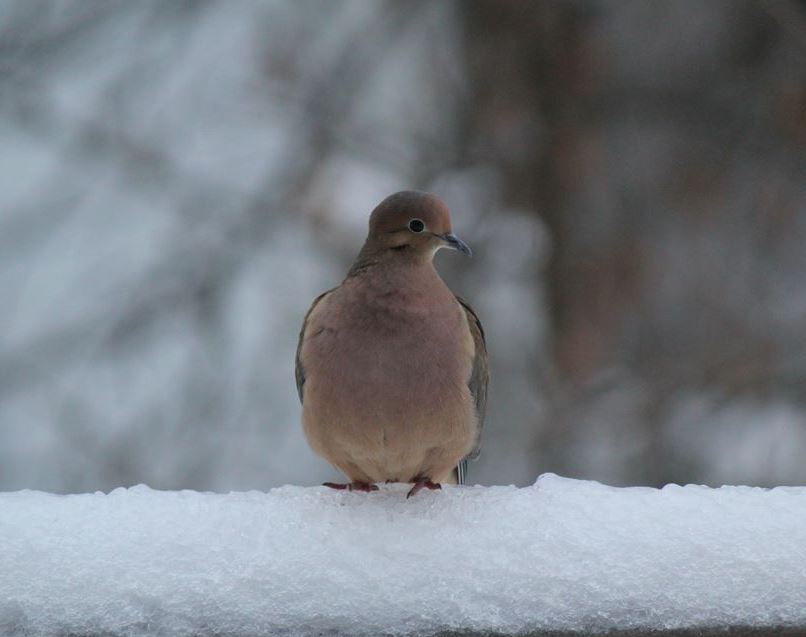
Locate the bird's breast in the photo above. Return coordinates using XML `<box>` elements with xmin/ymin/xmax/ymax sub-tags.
<box><xmin>303</xmin><ymin>282</ymin><xmax>472</xmax><ymax>415</ymax></box>
<box><xmin>300</xmin><ymin>276</ymin><xmax>477</xmax><ymax>482</ymax></box>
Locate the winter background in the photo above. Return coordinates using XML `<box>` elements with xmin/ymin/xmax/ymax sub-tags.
<box><xmin>2</xmin><ymin>0</ymin><xmax>806</xmax><ymax>495</ymax></box>
<box><xmin>3</xmin><ymin>3</ymin><xmax>806</xmax><ymax>636</ymax></box>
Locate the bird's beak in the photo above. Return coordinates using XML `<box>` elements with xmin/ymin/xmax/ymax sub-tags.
<box><xmin>440</xmin><ymin>233</ymin><xmax>472</xmax><ymax>257</ymax></box>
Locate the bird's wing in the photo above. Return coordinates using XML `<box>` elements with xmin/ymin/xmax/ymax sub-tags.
<box><xmin>456</xmin><ymin>295</ymin><xmax>489</xmax><ymax>462</ymax></box>
<box><xmin>295</xmin><ymin>289</ymin><xmax>334</xmax><ymax>403</ymax></box>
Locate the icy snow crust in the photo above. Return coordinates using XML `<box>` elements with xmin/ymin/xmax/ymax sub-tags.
<box><xmin>2</xmin><ymin>475</ymin><xmax>806</xmax><ymax>636</ymax></box>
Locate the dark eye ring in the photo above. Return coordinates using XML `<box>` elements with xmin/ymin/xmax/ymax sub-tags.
<box><xmin>408</xmin><ymin>218</ymin><xmax>425</xmax><ymax>233</ymax></box>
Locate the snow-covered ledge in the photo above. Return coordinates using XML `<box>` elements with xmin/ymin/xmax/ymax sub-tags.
<box><xmin>2</xmin><ymin>474</ymin><xmax>805</xmax><ymax>637</ymax></box>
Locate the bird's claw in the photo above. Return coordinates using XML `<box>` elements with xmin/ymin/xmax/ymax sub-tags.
<box><xmin>323</xmin><ymin>481</ymin><xmax>379</xmax><ymax>492</ymax></box>
<box><xmin>406</xmin><ymin>478</ymin><xmax>442</xmax><ymax>499</ymax></box>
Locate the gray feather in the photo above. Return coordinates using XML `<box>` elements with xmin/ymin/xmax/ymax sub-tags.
<box><xmin>295</xmin><ymin>289</ymin><xmax>333</xmax><ymax>403</ymax></box>
<box><xmin>456</xmin><ymin>295</ymin><xmax>488</xmax><ymax>462</ymax></box>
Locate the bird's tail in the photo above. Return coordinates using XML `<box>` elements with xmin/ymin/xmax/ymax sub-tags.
<box><xmin>455</xmin><ymin>459</ymin><xmax>468</xmax><ymax>485</ymax></box>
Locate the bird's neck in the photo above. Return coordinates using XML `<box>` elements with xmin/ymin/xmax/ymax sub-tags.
<box><xmin>346</xmin><ymin>244</ymin><xmax>433</xmax><ymax>280</ymax></box>
<box><xmin>342</xmin><ymin>250</ymin><xmax>451</xmax><ymax>312</ymax></box>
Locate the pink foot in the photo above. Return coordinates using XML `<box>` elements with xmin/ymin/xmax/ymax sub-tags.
<box><xmin>323</xmin><ymin>481</ymin><xmax>379</xmax><ymax>492</ymax></box>
<box><xmin>406</xmin><ymin>478</ymin><xmax>442</xmax><ymax>499</ymax></box>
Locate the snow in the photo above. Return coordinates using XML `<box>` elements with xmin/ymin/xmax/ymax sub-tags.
<box><xmin>2</xmin><ymin>474</ymin><xmax>805</xmax><ymax>636</ymax></box>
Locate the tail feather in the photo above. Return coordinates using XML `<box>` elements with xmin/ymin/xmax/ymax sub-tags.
<box><xmin>455</xmin><ymin>459</ymin><xmax>468</xmax><ymax>485</ymax></box>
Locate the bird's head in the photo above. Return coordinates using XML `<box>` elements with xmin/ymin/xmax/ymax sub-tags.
<box><xmin>364</xmin><ymin>191</ymin><xmax>472</xmax><ymax>260</ymax></box>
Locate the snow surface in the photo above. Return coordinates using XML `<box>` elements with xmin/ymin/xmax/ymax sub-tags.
<box><xmin>2</xmin><ymin>474</ymin><xmax>806</xmax><ymax>636</ymax></box>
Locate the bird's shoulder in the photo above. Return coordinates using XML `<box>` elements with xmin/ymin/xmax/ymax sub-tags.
<box><xmin>455</xmin><ymin>295</ymin><xmax>486</xmax><ymax>347</ymax></box>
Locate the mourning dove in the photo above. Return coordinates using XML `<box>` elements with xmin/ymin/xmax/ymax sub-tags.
<box><xmin>295</xmin><ymin>191</ymin><xmax>488</xmax><ymax>498</ymax></box>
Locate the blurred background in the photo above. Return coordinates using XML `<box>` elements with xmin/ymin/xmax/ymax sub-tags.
<box><xmin>2</xmin><ymin>0</ymin><xmax>805</xmax><ymax>493</ymax></box>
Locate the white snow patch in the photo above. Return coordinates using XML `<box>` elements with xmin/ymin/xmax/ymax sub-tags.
<box><xmin>1</xmin><ymin>474</ymin><xmax>805</xmax><ymax>636</ymax></box>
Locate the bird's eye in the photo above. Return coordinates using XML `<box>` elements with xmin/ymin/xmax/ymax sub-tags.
<box><xmin>408</xmin><ymin>218</ymin><xmax>425</xmax><ymax>233</ymax></box>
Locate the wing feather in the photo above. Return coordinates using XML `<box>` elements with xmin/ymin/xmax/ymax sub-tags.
<box><xmin>456</xmin><ymin>296</ymin><xmax>488</xmax><ymax>463</ymax></box>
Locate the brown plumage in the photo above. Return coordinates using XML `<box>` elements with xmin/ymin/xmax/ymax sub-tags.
<box><xmin>295</xmin><ymin>191</ymin><xmax>488</xmax><ymax>497</ymax></box>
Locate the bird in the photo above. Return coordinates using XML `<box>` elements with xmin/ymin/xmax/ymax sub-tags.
<box><xmin>295</xmin><ymin>191</ymin><xmax>488</xmax><ymax>498</ymax></box>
